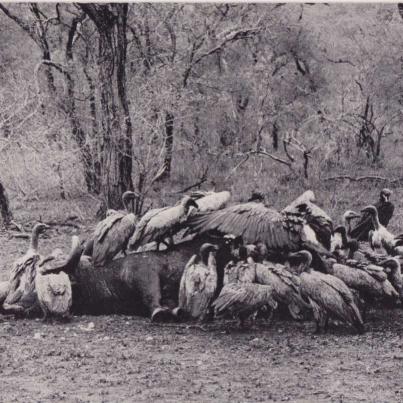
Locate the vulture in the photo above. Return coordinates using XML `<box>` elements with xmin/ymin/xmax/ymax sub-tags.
<box><xmin>128</xmin><ymin>195</ymin><xmax>199</xmax><ymax>251</ymax></box>
<box><xmin>178</xmin><ymin>243</ymin><xmax>219</xmax><ymax>321</ymax></box>
<box><xmin>282</xmin><ymin>190</ymin><xmax>333</xmax><ymax>250</ymax></box>
<box><xmin>85</xmin><ymin>191</ymin><xmax>139</xmax><ymax>266</ymax></box>
<box><xmin>3</xmin><ymin>223</ymin><xmax>49</xmax><ymax>314</ymax></box>
<box><xmin>291</xmin><ymin>250</ymin><xmax>364</xmax><ymax>334</ymax></box>
<box><xmin>188</xmin><ymin>190</ymin><xmax>231</xmax><ymax>214</ymax></box>
<box><xmin>379</xmin><ymin>257</ymin><xmax>403</xmax><ymax>299</ymax></box>
<box><xmin>325</xmin><ymin>258</ymin><xmax>399</xmax><ymax>307</ymax></box>
<box><xmin>212</xmin><ymin>246</ymin><xmax>278</xmax><ymax>327</ymax></box>
<box><xmin>35</xmin><ymin>238</ymin><xmax>76</xmax><ymax>321</ymax></box>
<box><xmin>185</xmin><ymin>191</ymin><xmax>332</xmax><ymax>257</ymax></box>
<box><xmin>350</xmin><ymin>189</ymin><xmax>394</xmax><ymax>241</ymax></box>
<box><xmin>255</xmin><ymin>260</ymin><xmax>310</xmax><ymax>319</ymax></box>
<box><xmin>359</xmin><ymin>205</ymin><xmax>396</xmax><ymax>252</ymax></box>
<box><xmin>330</xmin><ymin>210</ymin><xmax>360</xmax><ymax>256</ymax></box>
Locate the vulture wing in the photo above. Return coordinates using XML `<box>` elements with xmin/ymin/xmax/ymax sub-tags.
<box><xmin>212</xmin><ymin>282</ymin><xmax>278</xmax><ymax>316</ymax></box>
<box><xmin>185</xmin><ymin>202</ymin><xmax>302</xmax><ymax>251</ymax></box>
<box><xmin>93</xmin><ymin>214</ymin><xmax>137</xmax><ymax>266</ymax></box>
<box><xmin>377</xmin><ymin>200</ymin><xmax>394</xmax><ymax>227</ymax></box>
<box><xmin>94</xmin><ymin>212</ymin><xmax>126</xmax><ymax>244</ymax></box>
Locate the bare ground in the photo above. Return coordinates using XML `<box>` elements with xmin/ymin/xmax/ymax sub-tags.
<box><xmin>1</xmin><ymin>199</ymin><xmax>403</xmax><ymax>402</ymax></box>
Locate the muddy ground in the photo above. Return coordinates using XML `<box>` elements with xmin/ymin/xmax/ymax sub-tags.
<box><xmin>1</xmin><ymin>199</ymin><xmax>403</xmax><ymax>402</ymax></box>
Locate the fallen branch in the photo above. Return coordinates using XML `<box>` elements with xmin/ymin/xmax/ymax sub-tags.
<box><xmin>10</xmin><ymin>232</ymin><xmax>30</xmax><ymax>239</ymax></box>
<box><xmin>324</xmin><ymin>175</ymin><xmax>403</xmax><ymax>184</ymax></box>
<box><xmin>44</xmin><ymin>220</ymin><xmax>82</xmax><ymax>229</ymax></box>
<box><xmin>224</xmin><ymin>149</ymin><xmax>293</xmax><ymax>181</ymax></box>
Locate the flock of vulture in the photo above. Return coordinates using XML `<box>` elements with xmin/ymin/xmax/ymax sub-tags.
<box><xmin>0</xmin><ymin>187</ymin><xmax>401</xmax><ymax>334</ymax></box>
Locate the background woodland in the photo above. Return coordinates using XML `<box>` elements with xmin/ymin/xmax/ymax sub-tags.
<box><xmin>1</xmin><ymin>3</ymin><xmax>403</xmax><ymax>220</ymax></box>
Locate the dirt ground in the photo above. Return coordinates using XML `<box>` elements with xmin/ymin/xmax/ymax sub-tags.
<box><xmin>1</xmin><ymin>200</ymin><xmax>403</xmax><ymax>402</ymax></box>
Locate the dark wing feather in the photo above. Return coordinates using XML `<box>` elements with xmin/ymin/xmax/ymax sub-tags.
<box><xmin>377</xmin><ymin>201</ymin><xmax>394</xmax><ymax>227</ymax></box>
<box><xmin>185</xmin><ymin>202</ymin><xmax>299</xmax><ymax>250</ymax></box>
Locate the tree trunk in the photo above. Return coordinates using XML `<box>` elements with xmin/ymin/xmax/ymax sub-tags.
<box><xmin>272</xmin><ymin>121</ymin><xmax>279</xmax><ymax>150</ymax></box>
<box><xmin>163</xmin><ymin>111</ymin><xmax>174</xmax><ymax>179</ymax></box>
<box><xmin>0</xmin><ymin>180</ymin><xmax>13</xmax><ymax>227</ymax></box>
<box><xmin>65</xmin><ymin>13</ymin><xmax>101</xmax><ymax>195</ymax></box>
<box><xmin>79</xmin><ymin>4</ymin><xmax>134</xmax><ymax>209</ymax></box>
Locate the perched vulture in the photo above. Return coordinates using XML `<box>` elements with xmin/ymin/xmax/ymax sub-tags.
<box><xmin>357</xmin><ymin>205</ymin><xmax>395</xmax><ymax>253</ymax></box>
<box><xmin>330</xmin><ymin>210</ymin><xmax>360</xmax><ymax>255</ymax></box>
<box><xmin>85</xmin><ymin>191</ymin><xmax>139</xmax><ymax>266</ymax></box>
<box><xmin>282</xmin><ymin>190</ymin><xmax>333</xmax><ymax>250</ymax></box>
<box><xmin>128</xmin><ymin>195</ymin><xmax>198</xmax><ymax>251</ymax></box>
<box><xmin>291</xmin><ymin>250</ymin><xmax>364</xmax><ymax>334</ymax></box>
<box><xmin>178</xmin><ymin>243</ymin><xmax>218</xmax><ymax>321</ymax></box>
<box><xmin>325</xmin><ymin>258</ymin><xmax>399</xmax><ymax>305</ymax></box>
<box><xmin>188</xmin><ymin>190</ymin><xmax>231</xmax><ymax>214</ymax></box>
<box><xmin>255</xmin><ymin>260</ymin><xmax>309</xmax><ymax>318</ymax></box>
<box><xmin>185</xmin><ymin>197</ymin><xmax>331</xmax><ymax>256</ymax></box>
<box><xmin>3</xmin><ymin>223</ymin><xmax>49</xmax><ymax>314</ymax></box>
<box><xmin>350</xmin><ymin>189</ymin><xmax>394</xmax><ymax>241</ymax></box>
<box><xmin>35</xmin><ymin>239</ymin><xmax>76</xmax><ymax>320</ymax></box>
<box><xmin>212</xmin><ymin>246</ymin><xmax>278</xmax><ymax>327</ymax></box>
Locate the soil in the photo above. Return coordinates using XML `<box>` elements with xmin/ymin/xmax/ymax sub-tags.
<box><xmin>1</xmin><ymin>203</ymin><xmax>403</xmax><ymax>402</ymax></box>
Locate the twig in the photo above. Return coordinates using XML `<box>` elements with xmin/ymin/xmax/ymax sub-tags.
<box><xmin>178</xmin><ymin>167</ymin><xmax>209</xmax><ymax>194</ymax></box>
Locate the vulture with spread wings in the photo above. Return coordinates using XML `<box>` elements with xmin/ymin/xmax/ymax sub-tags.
<box><xmin>184</xmin><ymin>191</ymin><xmax>333</xmax><ymax>254</ymax></box>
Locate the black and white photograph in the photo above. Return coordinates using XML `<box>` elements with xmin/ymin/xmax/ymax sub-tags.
<box><xmin>1</xmin><ymin>1</ymin><xmax>403</xmax><ymax>401</ymax></box>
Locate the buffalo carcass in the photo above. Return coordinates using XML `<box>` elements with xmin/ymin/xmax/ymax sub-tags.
<box><xmin>2</xmin><ymin>234</ymin><xmax>239</xmax><ymax>322</ymax></box>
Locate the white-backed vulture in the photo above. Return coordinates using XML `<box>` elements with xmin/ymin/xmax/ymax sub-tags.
<box><xmin>3</xmin><ymin>223</ymin><xmax>49</xmax><ymax>314</ymax></box>
<box><xmin>350</xmin><ymin>188</ymin><xmax>394</xmax><ymax>241</ymax></box>
<box><xmin>35</xmin><ymin>238</ymin><xmax>75</xmax><ymax>321</ymax></box>
<box><xmin>178</xmin><ymin>243</ymin><xmax>218</xmax><ymax>321</ymax></box>
<box><xmin>212</xmin><ymin>246</ymin><xmax>277</xmax><ymax>327</ymax></box>
<box><xmin>291</xmin><ymin>250</ymin><xmax>364</xmax><ymax>334</ymax></box>
<box><xmin>86</xmin><ymin>191</ymin><xmax>139</xmax><ymax>266</ymax></box>
<box><xmin>282</xmin><ymin>190</ymin><xmax>333</xmax><ymax>250</ymax></box>
<box><xmin>185</xmin><ymin>197</ymin><xmax>331</xmax><ymax>257</ymax></box>
<box><xmin>128</xmin><ymin>195</ymin><xmax>199</xmax><ymax>251</ymax></box>
<box><xmin>188</xmin><ymin>190</ymin><xmax>231</xmax><ymax>214</ymax></box>
<box><xmin>255</xmin><ymin>261</ymin><xmax>310</xmax><ymax>318</ymax></box>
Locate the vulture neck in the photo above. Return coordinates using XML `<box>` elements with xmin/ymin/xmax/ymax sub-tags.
<box><xmin>344</xmin><ymin>218</ymin><xmax>353</xmax><ymax>236</ymax></box>
<box><xmin>200</xmin><ymin>250</ymin><xmax>210</xmax><ymax>266</ymax></box>
<box><xmin>29</xmin><ymin>228</ymin><xmax>41</xmax><ymax>252</ymax></box>
<box><xmin>299</xmin><ymin>252</ymin><xmax>313</xmax><ymax>273</ymax></box>
<box><xmin>370</xmin><ymin>211</ymin><xmax>381</xmax><ymax>230</ymax></box>
<box><xmin>122</xmin><ymin>193</ymin><xmax>134</xmax><ymax>212</ymax></box>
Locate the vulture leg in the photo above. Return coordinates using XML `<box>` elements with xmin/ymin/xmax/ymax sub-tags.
<box><xmin>324</xmin><ymin>316</ymin><xmax>330</xmax><ymax>333</ymax></box>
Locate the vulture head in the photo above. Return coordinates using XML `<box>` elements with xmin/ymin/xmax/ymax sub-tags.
<box><xmin>380</xmin><ymin>188</ymin><xmax>393</xmax><ymax>203</ymax></box>
<box><xmin>343</xmin><ymin>210</ymin><xmax>361</xmax><ymax>222</ymax></box>
<box><xmin>122</xmin><ymin>191</ymin><xmax>140</xmax><ymax>212</ymax></box>
<box><xmin>199</xmin><ymin>243</ymin><xmax>219</xmax><ymax>264</ymax></box>
<box><xmin>248</xmin><ymin>191</ymin><xmax>265</xmax><ymax>203</ymax></box>
<box><xmin>288</xmin><ymin>250</ymin><xmax>313</xmax><ymax>274</ymax></box>
<box><xmin>182</xmin><ymin>196</ymin><xmax>199</xmax><ymax>214</ymax></box>
<box><xmin>361</xmin><ymin>205</ymin><xmax>378</xmax><ymax>217</ymax></box>
<box><xmin>33</xmin><ymin>222</ymin><xmax>50</xmax><ymax>235</ymax></box>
